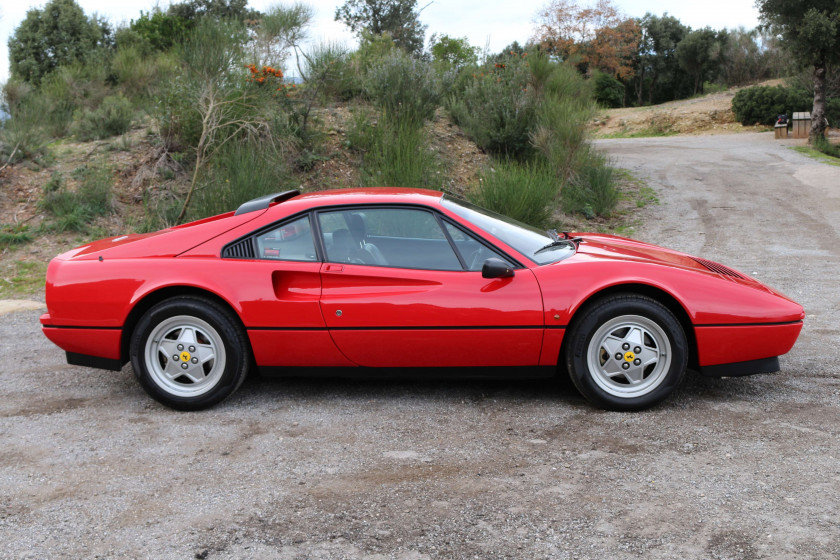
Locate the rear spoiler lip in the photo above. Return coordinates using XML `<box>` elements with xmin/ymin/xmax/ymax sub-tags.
<box><xmin>233</xmin><ymin>190</ymin><xmax>301</xmax><ymax>216</ymax></box>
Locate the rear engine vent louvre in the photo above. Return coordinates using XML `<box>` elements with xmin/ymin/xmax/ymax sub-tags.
<box><xmin>692</xmin><ymin>257</ymin><xmax>746</xmax><ymax>279</ymax></box>
<box><xmin>222</xmin><ymin>239</ymin><xmax>255</xmax><ymax>259</ymax></box>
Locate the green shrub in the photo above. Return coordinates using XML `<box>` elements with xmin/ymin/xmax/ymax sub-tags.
<box><xmin>469</xmin><ymin>160</ymin><xmax>559</xmax><ymax>228</ymax></box>
<box><xmin>445</xmin><ymin>54</ymin><xmax>538</xmax><ymax>159</ymax></box>
<box><xmin>72</xmin><ymin>93</ymin><xmax>134</xmax><ymax>141</ymax></box>
<box><xmin>157</xmin><ymin>18</ymin><xmax>250</xmax><ymax>151</ymax></box>
<box><xmin>191</xmin><ymin>140</ymin><xmax>290</xmax><ymax>219</ymax></box>
<box><xmin>1</xmin><ymin>84</ymin><xmax>51</xmax><ymax>162</ymax></box>
<box><xmin>41</xmin><ymin>165</ymin><xmax>113</xmax><ymax>232</ymax></box>
<box><xmin>429</xmin><ymin>34</ymin><xmax>479</xmax><ymax>71</ymax></box>
<box><xmin>365</xmin><ymin>51</ymin><xmax>440</xmax><ymax>125</ymax></box>
<box><xmin>593</xmin><ymin>71</ymin><xmax>625</xmax><ymax>108</ymax></box>
<box><xmin>561</xmin><ymin>152</ymin><xmax>619</xmax><ymax>218</ymax></box>
<box><xmin>113</xmin><ymin>46</ymin><xmax>177</xmax><ymax>102</ymax></box>
<box><xmin>731</xmin><ymin>85</ymin><xmax>812</xmax><ymax>125</ymax></box>
<box><xmin>532</xmin><ymin>62</ymin><xmax>596</xmax><ymax>182</ymax></box>
<box><xmin>358</xmin><ymin>117</ymin><xmax>442</xmax><ymax>189</ymax></box>
<box><xmin>302</xmin><ymin>42</ymin><xmax>359</xmax><ymax>101</ymax></box>
<box><xmin>0</xmin><ymin>224</ymin><xmax>32</xmax><ymax>246</ymax></box>
<box><xmin>128</xmin><ymin>8</ymin><xmax>191</xmax><ymax>52</ymax></box>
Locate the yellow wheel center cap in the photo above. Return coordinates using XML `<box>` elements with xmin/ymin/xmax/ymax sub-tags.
<box><xmin>180</xmin><ymin>351</ymin><xmax>192</xmax><ymax>362</ymax></box>
<box><xmin>624</xmin><ymin>351</ymin><xmax>635</xmax><ymax>362</ymax></box>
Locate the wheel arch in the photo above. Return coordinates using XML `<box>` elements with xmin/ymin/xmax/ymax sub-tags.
<box><xmin>120</xmin><ymin>286</ymin><xmax>249</xmax><ymax>364</ymax></box>
<box><xmin>560</xmin><ymin>283</ymin><xmax>698</xmax><ymax>370</ymax></box>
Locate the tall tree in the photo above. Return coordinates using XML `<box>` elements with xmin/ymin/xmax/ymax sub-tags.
<box><xmin>428</xmin><ymin>34</ymin><xmax>478</xmax><ymax>70</ymax></box>
<box><xmin>335</xmin><ymin>0</ymin><xmax>427</xmax><ymax>55</ymax></box>
<box><xmin>633</xmin><ymin>13</ymin><xmax>688</xmax><ymax>105</ymax></box>
<box><xmin>675</xmin><ymin>27</ymin><xmax>726</xmax><ymax>95</ymax></box>
<box><xmin>756</xmin><ymin>0</ymin><xmax>840</xmax><ymax>140</ymax></box>
<box><xmin>8</xmin><ymin>0</ymin><xmax>111</xmax><ymax>84</ymax></box>
<box><xmin>533</xmin><ymin>0</ymin><xmax>640</xmax><ymax>79</ymax></box>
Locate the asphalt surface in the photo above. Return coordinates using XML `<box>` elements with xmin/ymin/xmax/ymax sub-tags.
<box><xmin>1</xmin><ymin>132</ymin><xmax>839</xmax><ymax>559</ymax></box>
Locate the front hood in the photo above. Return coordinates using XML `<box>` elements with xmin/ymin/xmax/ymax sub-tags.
<box><xmin>571</xmin><ymin>233</ymin><xmax>788</xmax><ymax>294</ymax></box>
<box><xmin>52</xmin><ymin>210</ymin><xmax>265</xmax><ymax>261</ymax></box>
<box><xmin>574</xmin><ymin>233</ymin><xmax>705</xmax><ymax>271</ymax></box>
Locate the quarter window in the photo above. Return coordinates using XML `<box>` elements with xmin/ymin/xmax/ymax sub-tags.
<box><xmin>255</xmin><ymin>215</ymin><xmax>317</xmax><ymax>261</ymax></box>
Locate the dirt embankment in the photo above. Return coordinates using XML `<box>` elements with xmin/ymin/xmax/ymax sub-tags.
<box><xmin>591</xmin><ymin>82</ymin><xmax>787</xmax><ymax>137</ymax></box>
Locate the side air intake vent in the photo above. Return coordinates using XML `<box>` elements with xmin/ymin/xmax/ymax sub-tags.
<box><xmin>692</xmin><ymin>257</ymin><xmax>746</xmax><ymax>279</ymax></box>
<box><xmin>222</xmin><ymin>239</ymin><xmax>255</xmax><ymax>259</ymax></box>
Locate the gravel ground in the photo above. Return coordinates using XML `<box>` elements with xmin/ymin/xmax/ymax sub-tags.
<box><xmin>2</xmin><ymin>132</ymin><xmax>839</xmax><ymax>559</ymax></box>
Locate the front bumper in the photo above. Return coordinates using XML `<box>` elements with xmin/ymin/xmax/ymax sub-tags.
<box><xmin>694</xmin><ymin>321</ymin><xmax>803</xmax><ymax>368</ymax></box>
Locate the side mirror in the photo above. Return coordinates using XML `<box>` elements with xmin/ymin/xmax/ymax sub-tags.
<box><xmin>482</xmin><ymin>258</ymin><xmax>515</xmax><ymax>279</ymax></box>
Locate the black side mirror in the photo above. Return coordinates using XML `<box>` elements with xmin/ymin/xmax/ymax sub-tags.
<box><xmin>482</xmin><ymin>258</ymin><xmax>515</xmax><ymax>279</ymax></box>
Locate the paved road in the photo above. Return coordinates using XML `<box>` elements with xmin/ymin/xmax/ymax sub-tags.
<box><xmin>1</xmin><ymin>132</ymin><xmax>839</xmax><ymax>559</ymax></box>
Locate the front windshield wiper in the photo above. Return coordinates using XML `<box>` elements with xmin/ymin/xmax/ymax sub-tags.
<box><xmin>534</xmin><ymin>239</ymin><xmax>576</xmax><ymax>255</ymax></box>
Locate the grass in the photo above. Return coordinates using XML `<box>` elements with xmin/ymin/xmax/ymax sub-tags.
<box><xmin>792</xmin><ymin>145</ymin><xmax>840</xmax><ymax>167</ymax></box>
<box><xmin>470</xmin><ymin>160</ymin><xmax>559</xmax><ymax>229</ymax></box>
<box><xmin>0</xmin><ymin>224</ymin><xmax>32</xmax><ymax>247</ymax></box>
<box><xmin>564</xmin><ymin>167</ymin><xmax>659</xmax><ymax>236</ymax></box>
<box><xmin>359</xmin><ymin>117</ymin><xmax>444</xmax><ymax>190</ymax></box>
<box><xmin>0</xmin><ymin>260</ymin><xmax>47</xmax><ymax>298</ymax></box>
<box><xmin>40</xmin><ymin>165</ymin><xmax>114</xmax><ymax>233</ymax></box>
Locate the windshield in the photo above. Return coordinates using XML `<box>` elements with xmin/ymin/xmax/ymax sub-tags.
<box><xmin>441</xmin><ymin>195</ymin><xmax>575</xmax><ymax>265</ymax></box>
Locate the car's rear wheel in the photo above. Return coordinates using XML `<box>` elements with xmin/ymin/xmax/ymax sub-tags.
<box><xmin>130</xmin><ymin>297</ymin><xmax>249</xmax><ymax>410</ymax></box>
<box><xmin>565</xmin><ymin>294</ymin><xmax>688</xmax><ymax>411</ymax></box>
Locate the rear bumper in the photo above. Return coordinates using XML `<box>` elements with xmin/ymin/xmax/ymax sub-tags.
<box><xmin>42</xmin><ymin>316</ymin><xmax>123</xmax><ymax>369</ymax></box>
<box><xmin>694</xmin><ymin>321</ymin><xmax>802</xmax><ymax>367</ymax></box>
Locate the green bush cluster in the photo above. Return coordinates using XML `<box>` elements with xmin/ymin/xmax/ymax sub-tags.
<box><xmin>445</xmin><ymin>54</ymin><xmax>538</xmax><ymax>159</ymax></box>
<box><xmin>72</xmin><ymin>94</ymin><xmax>135</xmax><ymax>141</ymax></box>
<box><xmin>731</xmin><ymin>85</ymin><xmax>812</xmax><ymax>125</ymax></box>
<box><xmin>365</xmin><ymin>51</ymin><xmax>440</xmax><ymax>124</ymax></box>
<box><xmin>470</xmin><ymin>161</ymin><xmax>558</xmax><ymax>228</ymax></box>
<box><xmin>561</xmin><ymin>152</ymin><xmax>619</xmax><ymax>218</ymax></box>
<box><xmin>593</xmin><ymin>71</ymin><xmax>625</xmax><ymax>108</ymax></box>
<box><xmin>40</xmin><ymin>166</ymin><xmax>113</xmax><ymax>232</ymax></box>
<box><xmin>450</xmin><ymin>50</ymin><xmax>617</xmax><ymax>223</ymax></box>
<box><xmin>192</xmin><ymin>141</ymin><xmax>290</xmax><ymax>218</ymax></box>
<box><xmin>355</xmin><ymin>117</ymin><xmax>442</xmax><ymax>189</ymax></box>
<box><xmin>0</xmin><ymin>224</ymin><xmax>32</xmax><ymax>246</ymax></box>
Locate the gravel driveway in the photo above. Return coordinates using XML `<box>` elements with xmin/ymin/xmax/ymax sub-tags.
<box><xmin>2</xmin><ymin>132</ymin><xmax>839</xmax><ymax>559</ymax></box>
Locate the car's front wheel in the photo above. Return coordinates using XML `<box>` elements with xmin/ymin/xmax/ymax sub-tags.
<box><xmin>130</xmin><ymin>297</ymin><xmax>249</xmax><ymax>410</ymax></box>
<box><xmin>565</xmin><ymin>294</ymin><xmax>688</xmax><ymax>411</ymax></box>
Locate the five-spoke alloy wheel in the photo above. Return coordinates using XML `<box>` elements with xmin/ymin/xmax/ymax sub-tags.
<box><xmin>130</xmin><ymin>297</ymin><xmax>249</xmax><ymax>410</ymax></box>
<box><xmin>565</xmin><ymin>294</ymin><xmax>688</xmax><ymax>411</ymax></box>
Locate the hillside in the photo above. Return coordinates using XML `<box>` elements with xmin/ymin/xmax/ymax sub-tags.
<box><xmin>0</xmin><ymin>94</ymin><xmax>716</xmax><ymax>298</ymax></box>
<box><xmin>591</xmin><ymin>82</ymin><xmax>787</xmax><ymax>137</ymax></box>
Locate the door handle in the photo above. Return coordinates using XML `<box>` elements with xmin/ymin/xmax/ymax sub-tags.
<box><xmin>324</xmin><ymin>264</ymin><xmax>344</xmax><ymax>273</ymax></box>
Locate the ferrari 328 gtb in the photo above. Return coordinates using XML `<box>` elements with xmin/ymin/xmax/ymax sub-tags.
<box><xmin>41</xmin><ymin>188</ymin><xmax>804</xmax><ymax>410</ymax></box>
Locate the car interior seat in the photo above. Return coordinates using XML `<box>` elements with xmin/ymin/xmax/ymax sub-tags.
<box><xmin>346</xmin><ymin>213</ymin><xmax>388</xmax><ymax>265</ymax></box>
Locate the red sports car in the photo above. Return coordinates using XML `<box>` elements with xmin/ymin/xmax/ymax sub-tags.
<box><xmin>41</xmin><ymin>188</ymin><xmax>804</xmax><ymax>411</ymax></box>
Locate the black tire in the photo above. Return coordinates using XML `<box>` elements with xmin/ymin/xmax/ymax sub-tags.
<box><xmin>565</xmin><ymin>294</ymin><xmax>688</xmax><ymax>411</ymax></box>
<box><xmin>130</xmin><ymin>296</ymin><xmax>250</xmax><ymax>410</ymax></box>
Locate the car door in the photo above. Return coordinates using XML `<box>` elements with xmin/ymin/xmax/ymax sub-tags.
<box><xmin>316</xmin><ymin>206</ymin><xmax>545</xmax><ymax>367</ymax></box>
<box><xmin>232</xmin><ymin>214</ymin><xmax>353</xmax><ymax>368</ymax></box>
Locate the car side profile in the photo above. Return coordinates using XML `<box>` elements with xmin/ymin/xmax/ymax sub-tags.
<box><xmin>41</xmin><ymin>188</ymin><xmax>804</xmax><ymax>411</ymax></box>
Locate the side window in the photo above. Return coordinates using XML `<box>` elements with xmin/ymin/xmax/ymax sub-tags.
<box><xmin>444</xmin><ymin>221</ymin><xmax>514</xmax><ymax>271</ymax></box>
<box><xmin>255</xmin><ymin>215</ymin><xmax>317</xmax><ymax>261</ymax></box>
<box><xmin>318</xmin><ymin>208</ymin><xmax>462</xmax><ymax>270</ymax></box>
